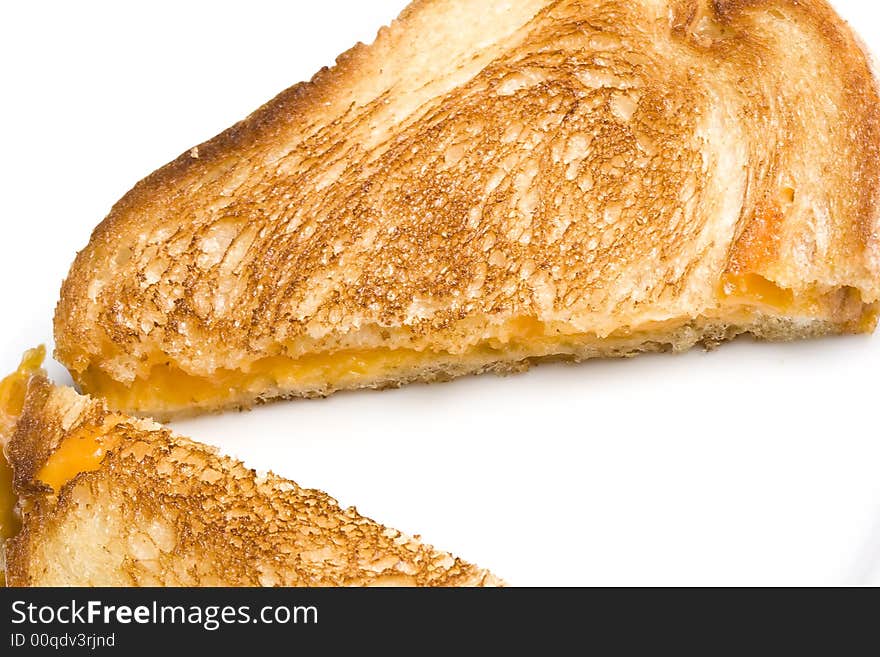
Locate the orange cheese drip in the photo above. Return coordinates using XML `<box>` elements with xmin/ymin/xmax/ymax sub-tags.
<box><xmin>0</xmin><ymin>346</ymin><xmax>46</xmax><ymax>547</ymax></box>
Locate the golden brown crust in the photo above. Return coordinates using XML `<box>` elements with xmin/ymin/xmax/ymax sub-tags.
<box><xmin>3</xmin><ymin>376</ymin><xmax>500</xmax><ymax>587</ymax></box>
<box><xmin>54</xmin><ymin>0</ymin><xmax>880</xmax><ymax>417</ymax></box>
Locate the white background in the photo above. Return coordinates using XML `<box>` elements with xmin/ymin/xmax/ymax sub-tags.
<box><xmin>1</xmin><ymin>0</ymin><xmax>879</xmax><ymax>586</ymax></box>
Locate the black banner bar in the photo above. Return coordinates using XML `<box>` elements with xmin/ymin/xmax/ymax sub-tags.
<box><xmin>0</xmin><ymin>587</ymin><xmax>875</xmax><ymax>652</ymax></box>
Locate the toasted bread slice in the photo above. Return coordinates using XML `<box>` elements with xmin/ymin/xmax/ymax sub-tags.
<box><xmin>55</xmin><ymin>0</ymin><xmax>880</xmax><ymax>419</ymax></box>
<box><xmin>0</xmin><ymin>351</ymin><xmax>500</xmax><ymax>586</ymax></box>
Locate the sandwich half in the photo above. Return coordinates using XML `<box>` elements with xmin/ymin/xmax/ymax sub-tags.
<box><xmin>0</xmin><ymin>349</ymin><xmax>500</xmax><ymax>586</ymax></box>
<box><xmin>55</xmin><ymin>0</ymin><xmax>880</xmax><ymax>419</ymax></box>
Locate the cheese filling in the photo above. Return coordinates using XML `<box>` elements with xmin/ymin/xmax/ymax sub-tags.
<box><xmin>0</xmin><ymin>347</ymin><xmax>45</xmax><ymax>550</ymax></box>
<box><xmin>75</xmin><ymin>316</ymin><xmax>763</xmax><ymax>418</ymax></box>
<box><xmin>36</xmin><ymin>425</ymin><xmax>118</xmax><ymax>493</ymax></box>
<box><xmin>80</xmin><ymin>347</ymin><xmax>451</xmax><ymax>415</ymax></box>
<box><xmin>79</xmin><ymin>317</ymin><xmax>653</xmax><ymax>416</ymax></box>
<box><xmin>721</xmin><ymin>273</ymin><xmax>795</xmax><ymax>309</ymax></box>
<box><xmin>76</xmin><ymin>280</ymin><xmax>873</xmax><ymax>418</ymax></box>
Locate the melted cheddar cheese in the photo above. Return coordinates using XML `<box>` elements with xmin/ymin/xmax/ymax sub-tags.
<box><xmin>77</xmin><ymin>275</ymin><xmax>867</xmax><ymax>419</ymax></box>
<box><xmin>76</xmin><ymin>318</ymin><xmax>662</xmax><ymax>416</ymax></box>
<box><xmin>80</xmin><ymin>347</ymin><xmax>444</xmax><ymax>415</ymax></box>
<box><xmin>36</xmin><ymin>426</ymin><xmax>118</xmax><ymax>493</ymax></box>
<box><xmin>721</xmin><ymin>273</ymin><xmax>795</xmax><ymax>310</ymax></box>
<box><xmin>0</xmin><ymin>346</ymin><xmax>46</xmax><ymax>547</ymax></box>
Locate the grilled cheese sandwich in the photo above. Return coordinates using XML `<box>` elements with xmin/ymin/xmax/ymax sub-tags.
<box><xmin>0</xmin><ymin>351</ymin><xmax>500</xmax><ymax>587</ymax></box>
<box><xmin>54</xmin><ymin>0</ymin><xmax>880</xmax><ymax>419</ymax></box>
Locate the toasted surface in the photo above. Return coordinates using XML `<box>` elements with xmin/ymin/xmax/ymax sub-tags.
<box><xmin>1</xmin><ymin>366</ymin><xmax>499</xmax><ymax>587</ymax></box>
<box><xmin>55</xmin><ymin>0</ymin><xmax>880</xmax><ymax>419</ymax></box>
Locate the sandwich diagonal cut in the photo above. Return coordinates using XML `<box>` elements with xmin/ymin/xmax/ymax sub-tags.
<box><xmin>0</xmin><ymin>350</ymin><xmax>500</xmax><ymax>586</ymax></box>
<box><xmin>55</xmin><ymin>0</ymin><xmax>880</xmax><ymax>419</ymax></box>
